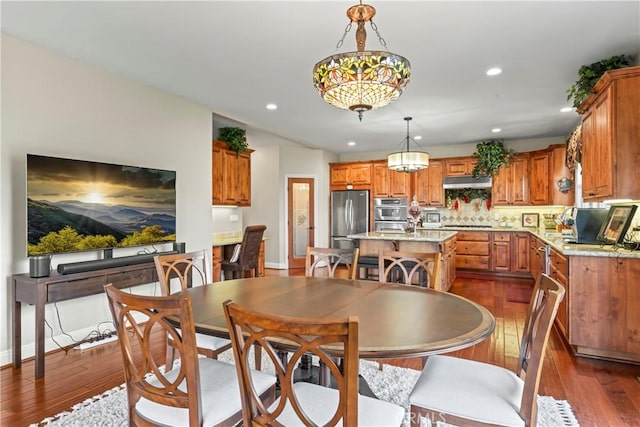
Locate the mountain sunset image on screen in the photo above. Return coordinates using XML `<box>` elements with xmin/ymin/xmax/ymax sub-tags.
<box><xmin>26</xmin><ymin>154</ymin><xmax>176</xmax><ymax>256</ymax></box>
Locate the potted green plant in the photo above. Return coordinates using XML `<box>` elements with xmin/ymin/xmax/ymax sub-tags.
<box><xmin>566</xmin><ymin>54</ymin><xmax>633</xmax><ymax>109</ymax></box>
<box><xmin>471</xmin><ymin>139</ymin><xmax>515</xmax><ymax>177</ymax></box>
<box><xmin>218</xmin><ymin>127</ymin><xmax>248</xmax><ymax>154</ymax></box>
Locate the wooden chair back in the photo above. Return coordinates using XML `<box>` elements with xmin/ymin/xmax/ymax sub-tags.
<box><xmin>223</xmin><ymin>300</ymin><xmax>360</xmax><ymax>426</ymax></box>
<box><xmin>104</xmin><ymin>284</ymin><xmax>203</xmax><ymax>426</ymax></box>
<box><xmin>517</xmin><ymin>273</ymin><xmax>565</xmax><ymax>425</ymax></box>
<box><xmin>305</xmin><ymin>247</ymin><xmax>360</xmax><ymax>280</ymax></box>
<box><xmin>238</xmin><ymin>224</ymin><xmax>266</xmax><ymax>269</ymax></box>
<box><xmin>378</xmin><ymin>250</ymin><xmax>441</xmax><ymax>288</ymax></box>
<box><xmin>154</xmin><ymin>249</ymin><xmax>209</xmax><ymax>295</ymax></box>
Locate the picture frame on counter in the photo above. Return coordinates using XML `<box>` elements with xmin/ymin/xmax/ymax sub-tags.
<box><xmin>425</xmin><ymin>212</ymin><xmax>441</xmax><ymax>224</ymax></box>
<box><xmin>597</xmin><ymin>204</ymin><xmax>638</xmax><ymax>245</ymax></box>
<box><xmin>522</xmin><ymin>212</ymin><xmax>539</xmax><ymax>228</ymax></box>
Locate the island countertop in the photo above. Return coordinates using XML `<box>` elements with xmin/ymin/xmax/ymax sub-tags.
<box><xmin>347</xmin><ymin>230</ymin><xmax>457</xmax><ymax>242</ymax></box>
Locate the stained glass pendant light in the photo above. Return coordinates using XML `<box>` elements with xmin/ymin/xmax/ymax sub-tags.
<box><xmin>388</xmin><ymin>117</ymin><xmax>429</xmax><ymax>173</ymax></box>
<box><xmin>312</xmin><ymin>1</ymin><xmax>411</xmax><ymax>121</ymax></box>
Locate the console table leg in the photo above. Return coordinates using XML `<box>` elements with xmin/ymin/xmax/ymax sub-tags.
<box><xmin>35</xmin><ymin>290</ymin><xmax>46</xmax><ymax>379</ymax></box>
<box><xmin>12</xmin><ymin>279</ymin><xmax>21</xmax><ymax>369</ymax></box>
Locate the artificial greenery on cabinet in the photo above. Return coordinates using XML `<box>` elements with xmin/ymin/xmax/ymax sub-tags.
<box><xmin>566</xmin><ymin>55</ymin><xmax>633</xmax><ymax>109</ymax></box>
<box><xmin>218</xmin><ymin>127</ymin><xmax>248</xmax><ymax>154</ymax></box>
<box><xmin>471</xmin><ymin>139</ymin><xmax>516</xmax><ymax>177</ymax></box>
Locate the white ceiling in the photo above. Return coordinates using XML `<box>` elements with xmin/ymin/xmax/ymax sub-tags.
<box><xmin>2</xmin><ymin>1</ymin><xmax>639</xmax><ymax>154</ymax></box>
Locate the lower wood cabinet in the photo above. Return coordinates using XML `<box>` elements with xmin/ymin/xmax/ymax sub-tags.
<box><xmin>491</xmin><ymin>232</ymin><xmax>511</xmax><ymax>271</ymax></box>
<box><xmin>456</xmin><ymin>230</ymin><xmax>530</xmax><ymax>275</ymax></box>
<box><xmin>549</xmin><ymin>247</ymin><xmax>569</xmax><ymax>337</ymax></box>
<box><xmin>455</xmin><ymin>231</ymin><xmax>490</xmax><ymax>270</ymax></box>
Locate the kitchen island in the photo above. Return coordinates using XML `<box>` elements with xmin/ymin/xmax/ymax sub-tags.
<box><xmin>347</xmin><ymin>230</ymin><xmax>457</xmax><ymax>292</ymax></box>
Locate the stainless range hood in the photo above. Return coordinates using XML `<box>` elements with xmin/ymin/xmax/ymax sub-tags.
<box><xmin>443</xmin><ymin>175</ymin><xmax>492</xmax><ymax>189</ymax></box>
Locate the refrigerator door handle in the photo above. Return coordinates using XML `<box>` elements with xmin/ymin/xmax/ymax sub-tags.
<box><xmin>348</xmin><ymin>199</ymin><xmax>354</xmax><ymax>233</ymax></box>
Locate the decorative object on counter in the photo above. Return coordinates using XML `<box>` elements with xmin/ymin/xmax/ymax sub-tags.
<box><xmin>566</xmin><ymin>54</ymin><xmax>633</xmax><ymax>109</ymax></box>
<box><xmin>522</xmin><ymin>212</ymin><xmax>539</xmax><ymax>228</ymax></box>
<box><xmin>597</xmin><ymin>204</ymin><xmax>638</xmax><ymax>246</ymax></box>
<box><xmin>217</xmin><ymin>127</ymin><xmax>248</xmax><ymax>154</ymax></box>
<box><xmin>471</xmin><ymin>139</ymin><xmax>516</xmax><ymax>177</ymax></box>
<box><xmin>312</xmin><ymin>0</ymin><xmax>410</xmax><ymax>122</ymax></box>
<box><xmin>557</xmin><ymin>177</ymin><xmax>572</xmax><ymax>193</ymax></box>
<box><xmin>543</xmin><ymin>213</ymin><xmax>558</xmax><ymax>230</ymax></box>
<box><xmin>424</xmin><ymin>212</ymin><xmax>441</xmax><ymax>225</ymax></box>
<box><xmin>408</xmin><ymin>195</ymin><xmax>423</xmax><ymax>235</ymax></box>
<box><xmin>565</xmin><ymin>124</ymin><xmax>581</xmax><ymax>172</ymax></box>
<box><xmin>388</xmin><ymin>117</ymin><xmax>429</xmax><ymax>173</ymax></box>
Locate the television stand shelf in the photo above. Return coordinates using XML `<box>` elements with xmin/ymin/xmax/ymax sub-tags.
<box><xmin>12</xmin><ymin>261</ymin><xmax>158</xmax><ymax>378</ymax></box>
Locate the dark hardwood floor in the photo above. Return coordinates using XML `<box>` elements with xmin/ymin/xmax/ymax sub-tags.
<box><xmin>2</xmin><ymin>269</ymin><xmax>640</xmax><ymax>426</ymax></box>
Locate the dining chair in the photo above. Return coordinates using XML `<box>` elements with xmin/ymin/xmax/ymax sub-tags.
<box><xmin>305</xmin><ymin>246</ymin><xmax>360</xmax><ymax>280</ymax></box>
<box><xmin>378</xmin><ymin>249</ymin><xmax>442</xmax><ymax>288</ymax></box>
<box><xmin>221</xmin><ymin>224</ymin><xmax>266</xmax><ymax>280</ymax></box>
<box><xmin>104</xmin><ymin>284</ymin><xmax>276</xmax><ymax>427</ymax></box>
<box><xmin>408</xmin><ymin>273</ymin><xmax>565</xmax><ymax>427</ymax></box>
<box><xmin>154</xmin><ymin>250</ymin><xmax>233</xmax><ymax>370</ymax></box>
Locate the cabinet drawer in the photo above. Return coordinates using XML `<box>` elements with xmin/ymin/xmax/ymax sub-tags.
<box><xmin>549</xmin><ymin>250</ymin><xmax>568</xmax><ymax>275</ymax></box>
<box><xmin>48</xmin><ymin>276</ymin><xmax>108</xmax><ymax>302</ymax></box>
<box><xmin>108</xmin><ymin>268</ymin><xmax>154</xmax><ymax>289</ymax></box>
<box><xmin>455</xmin><ymin>255</ymin><xmax>490</xmax><ymax>270</ymax></box>
<box><xmin>493</xmin><ymin>232</ymin><xmax>511</xmax><ymax>242</ymax></box>
<box><xmin>443</xmin><ymin>237</ymin><xmax>457</xmax><ymax>255</ymax></box>
<box><xmin>457</xmin><ymin>241</ymin><xmax>490</xmax><ymax>256</ymax></box>
<box><xmin>457</xmin><ymin>232</ymin><xmax>490</xmax><ymax>241</ymax></box>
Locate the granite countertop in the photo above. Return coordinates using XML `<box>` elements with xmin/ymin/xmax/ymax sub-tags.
<box><xmin>347</xmin><ymin>230</ymin><xmax>457</xmax><ymax>242</ymax></box>
<box><xmin>212</xmin><ymin>231</ymin><xmax>267</xmax><ymax>247</ymax></box>
<box><xmin>529</xmin><ymin>229</ymin><xmax>640</xmax><ymax>259</ymax></box>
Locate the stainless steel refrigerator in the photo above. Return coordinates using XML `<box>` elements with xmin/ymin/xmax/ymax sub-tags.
<box><xmin>330</xmin><ymin>190</ymin><xmax>370</xmax><ymax>249</ymax></box>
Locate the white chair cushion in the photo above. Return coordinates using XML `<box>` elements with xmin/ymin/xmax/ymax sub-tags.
<box><xmin>136</xmin><ymin>358</ymin><xmax>276</xmax><ymax>426</ymax></box>
<box><xmin>169</xmin><ymin>329</ymin><xmax>231</xmax><ymax>351</ymax></box>
<box><xmin>409</xmin><ymin>355</ymin><xmax>525</xmax><ymax>427</ymax></box>
<box><xmin>271</xmin><ymin>381</ymin><xmax>405</xmax><ymax>426</ymax></box>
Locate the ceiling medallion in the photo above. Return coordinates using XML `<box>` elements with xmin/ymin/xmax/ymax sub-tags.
<box><xmin>312</xmin><ymin>1</ymin><xmax>411</xmax><ymax>121</ymax></box>
<box><xmin>388</xmin><ymin>117</ymin><xmax>429</xmax><ymax>173</ymax></box>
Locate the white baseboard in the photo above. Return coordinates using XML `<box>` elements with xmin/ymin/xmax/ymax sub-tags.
<box><xmin>265</xmin><ymin>262</ymin><xmax>287</xmax><ymax>269</ymax></box>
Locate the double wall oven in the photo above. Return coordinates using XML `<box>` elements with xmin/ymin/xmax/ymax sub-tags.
<box><xmin>373</xmin><ymin>198</ymin><xmax>408</xmax><ymax>231</ymax></box>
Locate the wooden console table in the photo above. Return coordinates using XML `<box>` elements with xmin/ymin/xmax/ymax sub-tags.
<box><xmin>12</xmin><ymin>262</ymin><xmax>158</xmax><ymax>378</ymax></box>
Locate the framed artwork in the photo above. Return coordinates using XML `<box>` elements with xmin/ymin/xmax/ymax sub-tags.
<box><xmin>522</xmin><ymin>213</ymin><xmax>539</xmax><ymax>228</ymax></box>
<box><xmin>425</xmin><ymin>212</ymin><xmax>441</xmax><ymax>223</ymax></box>
<box><xmin>597</xmin><ymin>205</ymin><xmax>638</xmax><ymax>245</ymax></box>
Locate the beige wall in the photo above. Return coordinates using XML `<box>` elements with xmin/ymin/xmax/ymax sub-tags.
<box><xmin>1</xmin><ymin>34</ymin><xmax>214</xmax><ymax>365</ymax></box>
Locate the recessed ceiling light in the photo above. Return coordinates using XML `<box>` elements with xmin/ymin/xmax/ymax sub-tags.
<box><xmin>491</xmin><ymin>128</ymin><xmax>501</xmax><ymax>133</ymax></box>
<box><xmin>348</xmin><ymin>141</ymin><xmax>356</xmax><ymax>146</ymax></box>
<box><xmin>266</xmin><ymin>103</ymin><xmax>278</xmax><ymax>110</ymax></box>
<box><xmin>486</xmin><ymin>67</ymin><xmax>502</xmax><ymax>76</ymax></box>
<box><xmin>414</xmin><ymin>135</ymin><xmax>422</xmax><ymax>140</ymax></box>
<box><xmin>560</xmin><ymin>107</ymin><xmax>574</xmax><ymax>113</ymax></box>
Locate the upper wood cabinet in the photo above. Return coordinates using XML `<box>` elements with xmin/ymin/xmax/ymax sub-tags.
<box><xmin>492</xmin><ymin>154</ymin><xmax>529</xmax><ymax>205</ymax></box>
<box><xmin>578</xmin><ymin>66</ymin><xmax>640</xmax><ymax>201</ymax></box>
<box><xmin>371</xmin><ymin>160</ymin><xmax>410</xmax><ymax>198</ymax></box>
<box><xmin>529</xmin><ymin>150</ymin><xmax>549</xmax><ymax>205</ymax></box>
<box><xmin>413</xmin><ymin>160</ymin><xmax>444</xmax><ymax>206</ymax></box>
<box><xmin>212</xmin><ymin>140</ymin><xmax>253</xmax><ymax>206</ymax></box>
<box><xmin>444</xmin><ymin>156</ymin><xmax>477</xmax><ymax>176</ymax></box>
<box><xmin>329</xmin><ymin>161</ymin><xmax>371</xmax><ymax>190</ymax></box>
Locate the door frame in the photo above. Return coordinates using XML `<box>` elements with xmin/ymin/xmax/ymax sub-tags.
<box><xmin>284</xmin><ymin>175</ymin><xmax>318</xmax><ymax>269</ymax></box>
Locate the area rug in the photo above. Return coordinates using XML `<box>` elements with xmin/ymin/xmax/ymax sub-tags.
<box><xmin>506</xmin><ymin>283</ymin><xmax>533</xmax><ymax>304</ymax></box>
<box><xmin>32</xmin><ymin>350</ymin><xmax>579</xmax><ymax>427</ymax></box>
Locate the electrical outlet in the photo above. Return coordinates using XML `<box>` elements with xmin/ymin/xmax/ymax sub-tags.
<box><xmin>230</xmin><ymin>214</ymin><xmax>239</xmax><ymax>222</ymax></box>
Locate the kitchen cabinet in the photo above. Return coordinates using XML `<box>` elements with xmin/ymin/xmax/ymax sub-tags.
<box><xmin>549</xmin><ymin>144</ymin><xmax>575</xmax><ymax>206</ymax></box>
<box><xmin>549</xmin><ymin>248</ymin><xmax>568</xmax><ymax>338</ymax></box>
<box><xmin>371</xmin><ymin>161</ymin><xmax>410</xmax><ymax>198</ymax></box>
<box><xmin>455</xmin><ymin>231</ymin><xmax>490</xmax><ymax>271</ymax></box>
<box><xmin>491</xmin><ymin>232</ymin><xmax>511</xmax><ymax>271</ymax></box>
<box><xmin>529</xmin><ymin>150</ymin><xmax>549</xmax><ymax>205</ymax></box>
<box><xmin>578</xmin><ymin>66</ymin><xmax>640</xmax><ymax>201</ymax></box>
<box><xmin>212</xmin><ymin>240</ymin><xmax>265</xmax><ymax>282</ymax></box>
<box><xmin>330</xmin><ymin>161</ymin><xmax>372</xmax><ymax>190</ymax></box>
<box><xmin>441</xmin><ymin>235</ymin><xmax>456</xmax><ymax>292</ymax></box>
<box><xmin>529</xmin><ymin>235</ymin><xmax>545</xmax><ymax>280</ymax></box>
<box><xmin>413</xmin><ymin>160</ymin><xmax>444</xmax><ymax>206</ymax></box>
<box><xmin>511</xmin><ymin>232</ymin><xmax>530</xmax><ymax>273</ymax></box>
<box><xmin>492</xmin><ymin>154</ymin><xmax>529</xmax><ymax>205</ymax></box>
<box><xmin>212</xmin><ymin>140</ymin><xmax>253</xmax><ymax>206</ymax></box>
<box><xmin>444</xmin><ymin>156</ymin><xmax>477</xmax><ymax>176</ymax></box>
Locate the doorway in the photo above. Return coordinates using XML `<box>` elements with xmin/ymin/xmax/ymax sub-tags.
<box><xmin>287</xmin><ymin>178</ymin><xmax>315</xmax><ymax>270</ymax></box>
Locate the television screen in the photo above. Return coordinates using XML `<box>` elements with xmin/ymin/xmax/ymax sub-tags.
<box><xmin>27</xmin><ymin>154</ymin><xmax>176</xmax><ymax>256</ymax></box>
<box><xmin>596</xmin><ymin>204</ymin><xmax>638</xmax><ymax>245</ymax></box>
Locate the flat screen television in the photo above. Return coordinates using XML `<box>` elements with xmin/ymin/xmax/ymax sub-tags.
<box><xmin>27</xmin><ymin>154</ymin><xmax>176</xmax><ymax>256</ymax></box>
<box><xmin>596</xmin><ymin>204</ymin><xmax>638</xmax><ymax>245</ymax></box>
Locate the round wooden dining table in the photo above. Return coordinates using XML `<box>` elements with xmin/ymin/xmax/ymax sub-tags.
<box><xmin>185</xmin><ymin>275</ymin><xmax>495</xmax><ymax>359</ymax></box>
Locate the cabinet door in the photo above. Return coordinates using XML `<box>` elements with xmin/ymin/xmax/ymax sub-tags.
<box><xmin>372</xmin><ymin>162</ymin><xmax>390</xmax><ymax>198</ymax></box>
<box><xmin>330</xmin><ymin>164</ymin><xmax>350</xmax><ymax>188</ymax></box>
<box><xmin>212</xmin><ymin>246</ymin><xmax>222</xmax><ymax>282</ymax></box>
<box><xmin>389</xmin><ymin>169</ymin><xmax>411</xmax><ymax>198</ymax></box>
<box><xmin>212</xmin><ymin>144</ymin><xmax>223</xmax><ymax>205</ymax></box>
<box><xmin>491</xmin><ymin>164</ymin><xmax>509</xmax><ymax>205</ymax></box>
<box><xmin>445</xmin><ymin>157</ymin><xmax>476</xmax><ymax>176</ymax></box>
<box><xmin>510</xmin><ymin>156</ymin><xmax>530</xmax><ymax>205</ymax></box>
<box><xmin>236</xmin><ymin>152</ymin><xmax>251</xmax><ymax>206</ymax></box>
<box><xmin>593</xmin><ymin>94</ymin><xmax>613</xmax><ymax>198</ymax></box>
<box><xmin>581</xmin><ymin>111</ymin><xmax>596</xmax><ymax>197</ymax></box>
<box><xmin>549</xmin><ymin>145</ymin><xmax>575</xmax><ymax>206</ymax></box>
<box><xmin>491</xmin><ymin>232</ymin><xmax>511</xmax><ymax>271</ymax></box>
<box><xmin>221</xmin><ymin>150</ymin><xmax>239</xmax><ymax>204</ymax></box>
<box><xmin>511</xmin><ymin>233</ymin><xmax>530</xmax><ymax>273</ymax></box>
<box><xmin>427</xmin><ymin>161</ymin><xmax>444</xmax><ymax>206</ymax></box>
<box><xmin>413</xmin><ymin>167</ymin><xmax>429</xmax><ymax>205</ymax></box>
<box><xmin>529</xmin><ymin>152</ymin><xmax>549</xmax><ymax>205</ymax></box>
<box><xmin>350</xmin><ymin>163</ymin><xmax>372</xmax><ymax>186</ymax></box>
